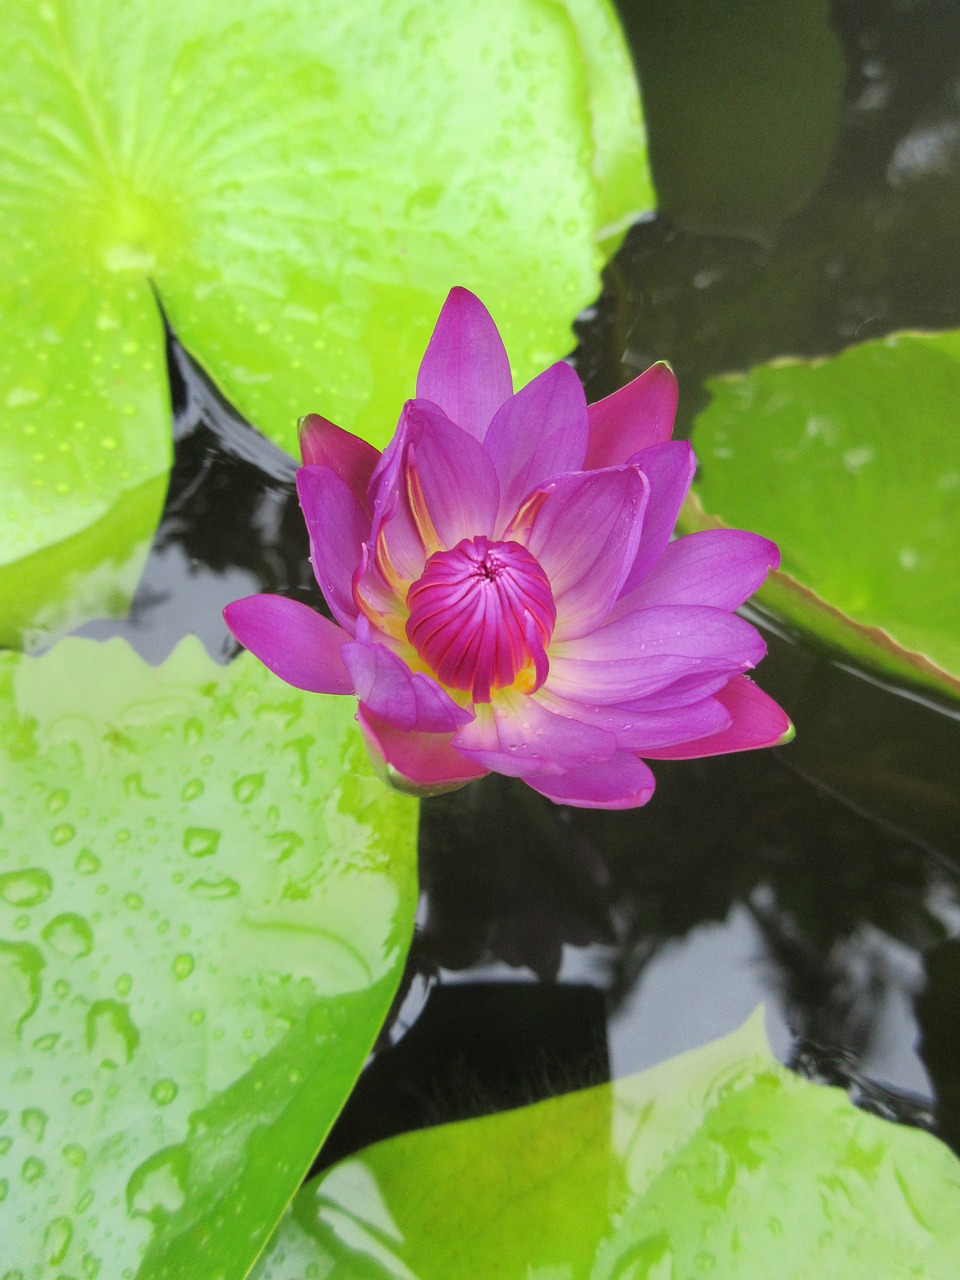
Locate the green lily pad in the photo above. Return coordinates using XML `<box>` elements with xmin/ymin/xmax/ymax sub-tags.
<box><xmin>684</xmin><ymin>329</ymin><xmax>960</xmax><ymax>699</ymax></box>
<box><xmin>255</xmin><ymin>1010</ymin><xmax>960</xmax><ymax>1279</ymax></box>
<box><xmin>1</xmin><ymin>0</ymin><xmax>652</xmax><ymax>646</ymax></box>
<box><xmin>0</xmin><ymin>637</ymin><xmax>418</xmax><ymax>1279</ymax></box>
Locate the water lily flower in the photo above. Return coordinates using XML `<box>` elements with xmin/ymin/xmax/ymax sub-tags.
<box><xmin>225</xmin><ymin>288</ymin><xmax>791</xmax><ymax>809</ymax></box>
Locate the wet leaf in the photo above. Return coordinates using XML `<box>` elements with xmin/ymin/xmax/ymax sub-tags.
<box><xmin>0</xmin><ymin>637</ymin><xmax>418</xmax><ymax>1278</ymax></box>
<box><xmin>1</xmin><ymin>0</ymin><xmax>651</xmax><ymax>646</ymax></box>
<box><xmin>685</xmin><ymin>329</ymin><xmax>960</xmax><ymax>699</ymax></box>
<box><xmin>254</xmin><ymin>1011</ymin><xmax>960</xmax><ymax>1279</ymax></box>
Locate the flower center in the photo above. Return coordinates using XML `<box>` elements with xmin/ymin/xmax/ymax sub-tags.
<box><xmin>406</xmin><ymin>536</ymin><xmax>557</xmax><ymax>704</ymax></box>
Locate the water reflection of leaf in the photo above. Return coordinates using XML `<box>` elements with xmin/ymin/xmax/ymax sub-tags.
<box><xmin>255</xmin><ymin>1011</ymin><xmax>960</xmax><ymax>1279</ymax></box>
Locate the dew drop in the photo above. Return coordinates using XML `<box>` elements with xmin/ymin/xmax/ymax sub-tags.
<box><xmin>42</xmin><ymin>913</ymin><xmax>94</xmax><ymax>958</ymax></box>
<box><xmin>74</xmin><ymin>849</ymin><xmax>101</xmax><ymax>875</ymax></box>
<box><xmin>46</xmin><ymin>789</ymin><xmax>69</xmax><ymax>815</ymax></box>
<box><xmin>232</xmin><ymin>772</ymin><xmax>265</xmax><ymax>804</ymax></box>
<box><xmin>50</xmin><ymin>823</ymin><xmax>76</xmax><ymax>846</ymax></box>
<box><xmin>44</xmin><ymin>1215</ymin><xmax>72</xmax><ymax>1265</ymax></box>
<box><xmin>86</xmin><ymin>999</ymin><xmax>139</xmax><ymax>1067</ymax></box>
<box><xmin>182</xmin><ymin>828</ymin><xmax>220</xmax><ymax>859</ymax></box>
<box><xmin>0</xmin><ymin>868</ymin><xmax>52</xmax><ymax>908</ymax></box>
<box><xmin>21</xmin><ymin>1155</ymin><xmax>45</xmax><ymax>1184</ymax></box>
<box><xmin>172</xmin><ymin>953</ymin><xmax>194</xmax><ymax>980</ymax></box>
<box><xmin>62</xmin><ymin>1143</ymin><xmax>86</xmax><ymax>1167</ymax></box>
<box><xmin>150</xmin><ymin>1079</ymin><xmax>178</xmax><ymax>1106</ymax></box>
<box><xmin>189</xmin><ymin>876</ymin><xmax>240</xmax><ymax>900</ymax></box>
<box><xmin>71</xmin><ymin>1089</ymin><xmax>93</xmax><ymax>1107</ymax></box>
<box><xmin>126</xmin><ymin>1146</ymin><xmax>188</xmax><ymax>1222</ymax></box>
<box><xmin>21</xmin><ymin>1107</ymin><xmax>47</xmax><ymax>1142</ymax></box>
<box><xmin>0</xmin><ymin>940</ymin><xmax>45</xmax><ymax>1040</ymax></box>
<box><xmin>180</xmin><ymin>779</ymin><xmax>204</xmax><ymax>802</ymax></box>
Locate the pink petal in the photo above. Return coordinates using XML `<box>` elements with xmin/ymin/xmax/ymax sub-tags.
<box><xmin>223</xmin><ymin>595</ymin><xmax>353</xmax><ymax>694</ymax></box>
<box><xmin>616</xmin><ymin>668</ymin><xmax>749</xmax><ymax>712</ymax></box>
<box><xmin>358</xmin><ymin>705</ymin><xmax>488</xmax><ymax>796</ymax></box>
<box><xmin>534</xmin><ymin>686</ymin><xmax>732</xmax><ymax>751</ymax></box>
<box><xmin>342</xmin><ymin>640</ymin><xmax>473</xmax><ymax>733</ymax></box>
<box><xmin>642</xmin><ymin>675</ymin><xmax>793</xmax><ymax>759</ymax></box>
<box><xmin>509</xmin><ymin>466</ymin><xmax>650</xmax><ymax>643</ymax></box>
<box><xmin>612</xmin><ymin>529</ymin><xmax>780</xmax><ymax>617</ymax></box>
<box><xmin>483</xmin><ymin>362</ymin><xmax>588</xmax><ymax>531</ymax></box>
<box><xmin>584</xmin><ymin>362</ymin><xmax>678</xmax><ymax>470</ymax></box>
<box><xmin>452</xmin><ymin>689</ymin><xmax>616</xmax><ymax>778</ymax></box>
<box><xmin>352</xmin><ymin>541</ymin><xmax>409</xmax><ymax>643</ymax></box>
<box><xmin>368</xmin><ymin>417</ymin><xmax>432</xmax><ymax>590</ymax></box>
<box><xmin>546</xmin><ymin>605</ymin><xmax>767</xmax><ymax>705</ymax></box>
<box><xmin>526</xmin><ymin>753</ymin><xmax>656</xmax><ymax>809</ymax></box>
<box><xmin>298</xmin><ymin>414</ymin><xmax>379</xmax><ymax>509</ymax></box>
<box><xmin>617</xmin><ymin>441</ymin><xmax>696</xmax><ymax>596</ymax></box>
<box><xmin>416</xmin><ymin>287</ymin><xmax>513</xmax><ymax>441</ymax></box>
<box><xmin>403</xmin><ymin>400</ymin><xmax>500</xmax><ymax>550</ymax></box>
<box><xmin>296</xmin><ymin>465</ymin><xmax>368</xmax><ymax>630</ymax></box>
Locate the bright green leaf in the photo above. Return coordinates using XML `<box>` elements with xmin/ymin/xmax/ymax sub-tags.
<box><xmin>255</xmin><ymin>1010</ymin><xmax>960</xmax><ymax>1279</ymax></box>
<box><xmin>1</xmin><ymin>0</ymin><xmax>652</xmax><ymax>645</ymax></box>
<box><xmin>684</xmin><ymin>330</ymin><xmax>960</xmax><ymax>699</ymax></box>
<box><xmin>0</xmin><ymin>638</ymin><xmax>418</xmax><ymax>1279</ymax></box>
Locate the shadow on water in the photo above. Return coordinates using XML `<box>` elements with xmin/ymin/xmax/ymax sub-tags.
<box><xmin>61</xmin><ymin>0</ymin><xmax>960</xmax><ymax>1167</ymax></box>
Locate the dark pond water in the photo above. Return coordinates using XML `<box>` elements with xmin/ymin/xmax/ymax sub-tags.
<box><xmin>68</xmin><ymin>0</ymin><xmax>960</xmax><ymax>1169</ymax></box>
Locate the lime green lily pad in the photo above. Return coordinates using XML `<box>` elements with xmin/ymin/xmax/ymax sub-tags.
<box><xmin>254</xmin><ymin>1010</ymin><xmax>960</xmax><ymax>1279</ymax></box>
<box><xmin>0</xmin><ymin>637</ymin><xmax>418</xmax><ymax>1279</ymax></box>
<box><xmin>1</xmin><ymin>0</ymin><xmax>651</xmax><ymax>646</ymax></box>
<box><xmin>685</xmin><ymin>329</ymin><xmax>960</xmax><ymax>699</ymax></box>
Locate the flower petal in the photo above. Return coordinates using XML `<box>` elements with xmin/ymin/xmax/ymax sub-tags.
<box><xmin>296</xmin><ymin>464</ymin><xmax>368</xmax><ymax>630</ymax></box>
<box><xmin>547</xmin><ymin>605</ymin><xmax>767</xmax><ymax>704</ymax></box>
<box><xmin>404</xmin><ymin>399</ymin><xmax>500</xmax><ymax>549</ymax></box>
<box><xmin>534</xmin><ymin>685</ymin><xmax>732</xmax><ymax>751</ymax></box>
<box><xmin>342</xmin><ymin>639</ymin><xmax>473</xmax><ymax>733</ymax></box>
<box><xmin>525</xmin><ymin>753</ymin><xmax>656</xmax><ymax>809</ymax></box>
<box><xmin>223</xmin><ymin>595</ymin><xmax>353</xmax><ymax>694</ymax></box>
<box><xmin>616</xmin><ymin>669</ymin><xmax>746</xmax><ymax>712</ymax></box>
<box><xmin>612</xmin><ymin>528</ymin><xmax>780</xmax><ymax>617</ymax></box>
<box><xmin>483</xmin><ymin>361</ymin><xmax>588</xmax><ymax>531</ymax></box>
<box><xmin>509</xmin><ymin>465</ymin><xmax>650</xmax><ymax>643</ymax></box>
<box><xmin>584</xmin><ymin>362</ymin><xmax>678</xmax><ymax>469</ymax></box>
<box><xmin>642</xmin><ymin>675</ymin><xmax>793</xmax><ymax>759</ymax></box>
<box><xmin>368</xmin><ymin>416</ymin><xmax>431</xmax><ymax>589</ymax></box>
<box><xmin>452</xmin><ymin>688</ymin><xmax>616</xmax><ymax>777</ymax></box>
<box><xmin>358</xmin><ymin>705</ymin><xmax>488</xmax><ymax>796</ymax></box>
<box><xmin>353</xmin><ymin>541</ymin><xmax>409</xmax><ymax>644</ymax></box>
<box><xmin>618</xmin><ymin>441</ymin><xmax>696</xmax><ymax>596</ymax></box>
<box><xmin>416</xmin><ymin>287</ymin><xmax>513</xmax><ymax>441</ymax></box>
<box><xmin>298</xmin><ymin>413</ymin><xmax>379</xmax><ymax>508</ymax></box>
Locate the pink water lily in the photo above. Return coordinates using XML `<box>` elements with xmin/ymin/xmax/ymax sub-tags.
<box><xmin>225</xmin><ymin>288</ymin><xmax>791</xmax><ymax>809</ymax></box>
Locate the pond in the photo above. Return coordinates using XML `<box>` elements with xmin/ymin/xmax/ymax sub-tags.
<box><xmin>2</xmin><ymin>0</ymin><xmax>959</xmax><ymax>1276</ymax></box>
